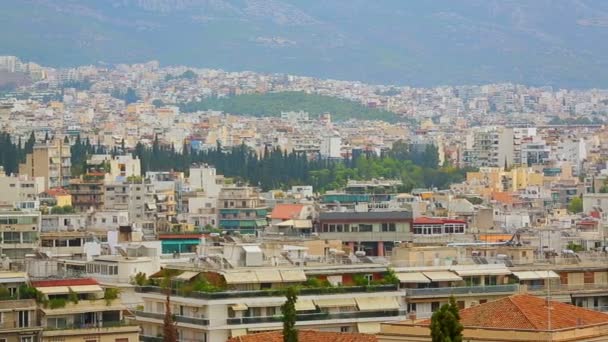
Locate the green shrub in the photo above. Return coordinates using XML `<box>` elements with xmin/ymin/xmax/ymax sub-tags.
<box><xmin>49</xmin><ymin>298</ymin><xmax>67</xmax><ymax>309</ymax></box>
<box><xmin>68</xmin><ymin>289</ymin><xmax>79</xmax><ymax>304</ymax></box>
<box><xmin>104</xmin><ymin>288</ymin><xmax>119</xmax><ymax>305</ymax></box>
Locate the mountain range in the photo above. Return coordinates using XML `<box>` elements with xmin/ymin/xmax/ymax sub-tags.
<box><xmin>2</xmin><ymin>0</ymin><xmax>608</xmax><ymax>88</ymax></box>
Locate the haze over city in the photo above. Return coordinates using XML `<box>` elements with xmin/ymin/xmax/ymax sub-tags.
<box><xmin>2</xmin><ymin>1</ymin><xmax>608</xmax><ymax>342</ymax></box>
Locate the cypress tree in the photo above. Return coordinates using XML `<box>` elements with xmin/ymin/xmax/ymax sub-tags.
<box><xmin>281</xmin><ymin>287</ymin><xmax>298</xmax><ymax>342</ymax></box>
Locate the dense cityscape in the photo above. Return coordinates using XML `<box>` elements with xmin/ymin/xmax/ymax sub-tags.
<box><xmin>2</xmin><ymin>53</ymin><xmax>608</xmax><ymax>342</ymax></box>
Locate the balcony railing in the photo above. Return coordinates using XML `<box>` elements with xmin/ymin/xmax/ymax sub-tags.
<box><xmin>528</xmin><ymin>283</ymin><xmax>608</xmax><ymax>293</ymax></box>
<box><xmin>135</xmin><ymin>311</ymin><xmax>209</xmax><ymax>326</ymax></box>
<box><xmin>140</xmin><ymin>336</ymin><xmax>163</xmax><ymax>342</ymax></box>
<box><xmin>406</xmin><ymin>284</ymin><xmax>519</xmax><ymax>297</ymax></box>
<box><xmin>135</xmin><ymin>284</ymin><xmax>399</xmax><ymax>300</ymax></box>
<box><xmin>45</xmin><ymin>320</ymin><xmax>132</xmax><ymax>331</ymax></box>
<box><xmin>227</xmin><ymin>309</ymin><xmax>406</xmax><ymax>325</ymax></box>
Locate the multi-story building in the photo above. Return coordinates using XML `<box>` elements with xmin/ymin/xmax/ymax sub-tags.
<box><xmin>69</xmin><ymin>180</ymin><xmax>104</xmax><ymax>212</ymax></box>
<box><xmin>0</xmin><ymin>173</ymin><xmax>40</xmax><ymax>206</ymax></box>
<box><xmin>0</xmin><ymin>271</ymin><xmax>43</xmax><ymax>342</ymax></box>
<box><xmin>189</xmin><ymin>165</ymin><xmax>223</xmax><ymax>198</ymax></box>
<box><xmin>134</xmin><ymin>263</ymin><xmax>406</xmax><ymax>341</ymax></box>
<box><xmin>33</xmin><ymin>278</ymin><xmax>140</xmax><ymax>342</ymax></box>
<box><xmin>463</xmin><ymin>127</ymin><xmax>514</xmax><ymax>168</ymax></box>
<box><xmin>317</xmin><ymin>210</ymin><xmax>412</xmax><ymax>256</ymax></box>
<box><xmin>104</xmin><ymin>181</ymin><xmax>156</xmax><ymax>223</ymax></box>
<box><xmin>0</xmin><ymin>210</ymin><xmax>41</xmax><ymax>263</ymax></box>
<box><xmin>218</xmin><ymin>187</ymin><xmax>268</xmax><ymax>233</ymax></box>
<box><xmin>18</xmin><ymin>140</ymin><xmax>71</xmax><ymax>191</ymax></box>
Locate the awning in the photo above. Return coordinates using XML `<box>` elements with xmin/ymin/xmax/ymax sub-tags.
<box><xmin>69</xmin><ymin>285</ymin><xmax>103</xmax><ymax>293</ymax></box>
<box><xmin>451</xmin><ymin>266</ymin><xmax>511</xmax><ymax>277</ymax></box>
<box><xmin>423</xmin><ymin>271</ymin><xmax>462</xmax><ymax>282</ymax></box>
<box><xmin>43</xmin><ymin>303</ymin><xmax>125</xmax><ymax>315</ymax></box>
<box><xmin>396</xmin><ymin>272</ymin><xmax>430</xmax><ymax>284</ymax></box>
<box><xmin>0</xmin><ymin>272</ymin><xmax>27</xmax><ymax>284</ymax></box>
<box><xmin>277</xmin><ymin>220</ymin><xmax>295</xmax><ymax>227</ymax></box>
<box><xmin>224</xmin><ymin>272</ymin><xmax>259</xmax><ymax>284</ymax></box>
<box><xmin>357</xmin><ymin>322</ymin><xmax>381</xmax><ymax>334</ymax></box>
<box><xmin>146</xmin><ymin>203</ymin><xmax>157</xmax><ymax>210</ymax></box>
<box><xmin>255</xmin><ymin>270</ymin><xmax>282</xmax><ymax>283</ymax></box>
<box><xmin>295</xmin><ymin>300</ymin><xmax>316</xmax><ymax>311</ymax></box>
<box><xmin>534</xmin><ymin>271</ymin><xmax>560</xmax><ymax>279</ymax></box>
<box><xmin>231</xmin><ymin>304</ymin><xmax>248</xmax><ymax>311</ymax></box>
<box><xmin>513</xmin><ymin>270</ymin><xmax>559</xmax><ymax>280</ymax></box>
<box><xmin>314</xmin><ymin>298</ymin><xmax>356</xmax><ymax>308</ymax></box>
<box><xmin>356</xmin><ymin>297</ymin><xmax>399</xmax><ymax>311</ymax></box>
<box><xmin>280</xmin><ymin>270</ymin><xmax>307</xmax><ymax>282</ymax></box>
<box><xmin>231</xmin><ymin>329</ymin><xmax>247</xmax><ymax>337</ymax></box>
<box><xmin>37</xmin><ymin>286</ymin><xmax>71</xmax><ymax>295</ymax></box>
<box><xmin>293</xmin><ymin>220</ymin><xmax>312</xmax><ymax>229</ymax></box>
<box><xmin>174</xmin><ymin>271</ymin><xmax>199</xmax><ymax>281</ymax></box>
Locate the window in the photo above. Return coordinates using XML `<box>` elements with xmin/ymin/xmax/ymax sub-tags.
<box><xmin>18</xmin><ymin>311</ymin><xmax>30</xmax><ymax>328</ymax></box>
<box><xmin>407</xmin><ymin>303</ymin><xmax>416</xmax><ymax>312</ymax></box>
<box><xmin>457</xmin><ymin>301</ymin><xmax>465</xmax><ymax>309</ymax></box>
<box><xmin>56</xmin><ymin>239</ymin><xmax>67</xmax><ymax>247</ymax></box>
<box><xmin>340</xmin><ymin>326</ymin><xmax>350</xmax><ymax>332</ymax></box>
<box><xmin>3</xmin><ymin>232</ymin><xmax>20</xmax><ymax>243</ymax></box>
<box><xmin>20</xmin><ymin>337</ymin><xmax>33</xmax><ymax>342</ymax></box>
<box><xmin>22</xmin><ymin>232</ymin><xmax>37</xmax><ymax>243</ymax></box>
<box><xmin>115</xmin><ymin>339</ymin><xmax>128</xmax><ymax>342</ymax></box>
<box><xmin>344</xmin><ymin>224</ymin><xmax>350</xmax><ymax>232</ymax></box>
<box><xmin>336</xmin><ymin>224</ymin><xmax>343</xmax><ymax>233</ymax></box>
<box><xmin>329</xmin><ymin>225</ymin><xmax>336</xmax><ymax>233</ymax></box>
<box><xmin>359</xmin><ymin>224</ymin><xmax>373</xmax><ymax>232</ymax></box>
<box><xmin>584</xmin><ymin>271</ymin><xmax>595</xmax><ymax>284</ymax></box>
<box><xmin>431</xmin><ymin>302</ymin><xmax>440</xmax><ymax>312</ymax></box>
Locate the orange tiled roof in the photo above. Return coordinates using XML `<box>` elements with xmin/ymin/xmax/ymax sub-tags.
<box><xmin>227</xmin><ymin>330</ymin><xmax>377</xmax><ymax>342</ymax></box>
<box><xmin>270</xmin><ymin>204</ymin><xmax>305</xmax><ymax>220</ymax></box>
<box><xmin>422</xmin><ymin>295</ymin><xmax>608</xmax><ymax>331</ymax></box>
<box><xmin>32</xmin><ymin>278</ymin><xmax>99</xmax><ymax>287</ymax></box>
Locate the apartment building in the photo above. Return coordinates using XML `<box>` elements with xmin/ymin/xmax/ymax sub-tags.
<box><xmin>104</xmin><ymin>181</ymin><xmax>156</xmax><ymax>222</ymax></box>
<box><xmin>32</xmin><ymin>278</ymin><xmax>139</xmax><ymax>342</ymax></box>
<box><xmin>0</xmin><ymin>210</ymin><xmax>41</xmax><ymax>262</ymax></box>
<box><xmin>18</xmin><ymin>140</ymin><xmax>71</xmax><ymax>191</ymax></box>
<box><xmin>0</xmin><ymin>174</ymin><xmax>40</xmax><ymax>206</ymax></box>
<box><xmin>218</xmin><ymin>187</ymin><xmax>268</xmax><ymax>233</ymax></box>
<box><xmin>134</xmin><ymin>263</ymin><xmax>405</xmax><ymax>341</ymax></box>
<box><xmin>317</xmin><ymin>211</ymin><xmax>412</xmax><ymax>257</ymax></box>
<box><xmin>69</xmin><ymin>180</ymin><xmax>104</xmax><ymax>212</ymax></box>
<box><xmin>463</xmin><ymin>127</ymin><xmax>514</xmax><ymax>168</ymax></box>
<box><xmin>0</xmin><ymin>272</ymin><xmax>42</xmax><ymax>342</ymax></box>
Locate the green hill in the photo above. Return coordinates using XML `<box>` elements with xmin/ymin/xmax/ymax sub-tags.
<box><xmin>179</xmin><ymin>92</ymin><xmax>402</xmax><ymax>123</ymax></box>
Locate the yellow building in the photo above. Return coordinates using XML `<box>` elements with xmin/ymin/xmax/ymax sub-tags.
<box><xmin>19</xmin><ymin>140</ymin><xmax>71</xmax><ymax>191</ymax></box>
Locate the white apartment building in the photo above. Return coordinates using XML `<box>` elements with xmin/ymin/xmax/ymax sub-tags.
<box><xmin>463</xmin><ymin>126</ymin><xmax>514</xmax><ymax>168</ymax></box>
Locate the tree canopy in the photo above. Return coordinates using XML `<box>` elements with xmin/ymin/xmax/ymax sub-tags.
<box><xmin>430</xmin><ymin>296</ymin><xmax>464</xmax><ymax>342</ymax></box>
<box><xmin>281</xmin><ymin>287</ymin><xmax>299</xmax><ymax>342</ymax></box>
<box><xmin>179</xmin><ymin>91</ymin><xmax>403</xmax><ymax>123</ymax></box>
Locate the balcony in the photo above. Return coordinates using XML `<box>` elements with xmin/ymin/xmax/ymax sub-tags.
<box><xmin>135</xmin><ymin>284</ymin><xmax>399</xmax><ymax>300</ymax></box>
<box><xmin>134</xmin><ymin>311</ymin><xmax>209</xmax><ymax>326</ymax></box>
<box><xmin>528</xmin><ymin>283</ymin><xmax>608</xmax><ymax>294</ymax></box>
<box><xmin>227</xmin><ymin>309</ymin><xmax>406</xmax><ymax>325</ymax></box>
<box><xmin>43</xmin><ymin>321</ymin><xmax>140</xmax><ymax>337</ymax></box>
<box><xmin>405</xmin><ymin>284</ymin><xmax>519</xmax><ymax>298</ymax></box>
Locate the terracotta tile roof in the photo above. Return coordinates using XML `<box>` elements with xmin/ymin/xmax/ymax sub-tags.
<box><xmin>270</xmin><ymin>204</ymin><xmax>305</xmax><ymax>220</ymax></box>
<box><xmin>227</xmin><ymin>330</ymin><xmax>377</xmax><ymax>342</ymax></box>
<box><xmin>32</xmin><ymin>278</ymin><xmax>99</xmax><ymax>287</ymax></box>
<box><xmin>421</xmin><ymin>294</ymin><xmax>608</xmax><ymax>331</ymax></box>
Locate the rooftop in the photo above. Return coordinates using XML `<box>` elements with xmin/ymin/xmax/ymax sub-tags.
<box><xmin>227</xmin><ymin>330</ymin><xmax>377</xmax><ymax>342</ymax></box>
<box><xmin>270</xmin><ymin>203</ymin><xmax>305</xmax><ymax>220</ymax></box>
<box><xmin>32</xmin><ymin>278</ymin><xmax>99</xmax><ymax>287</ymax></box>
<box><xmin>422</xmin><ymin>294</ymin><xmax>608</xmax><ymax>331</ymax></box>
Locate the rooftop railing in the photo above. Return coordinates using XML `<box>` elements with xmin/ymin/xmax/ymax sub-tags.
<box><xmin>227</xmin><ymin>309</ymin><xmax>406</xmax><ymax>325</ymax></box>
<box><xmin>135</xmin><ymin>284</ymin><xmax>399</xmax><ymax>300</ymax></box>
<box><xmin>405</xmin><ymin>284</ymin><xmax>519</xmax><ymax>297</ymax></box>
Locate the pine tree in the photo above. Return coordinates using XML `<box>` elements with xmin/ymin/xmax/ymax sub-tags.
<box><xmin>281</xmin><ymin>287</ymin><xmax>298</xmax><ymax>342</ymax></box>
<box><xmin>429</xmin><ymin>295</ymin><xmax>463</xmax><ymax>342</ymax></box>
